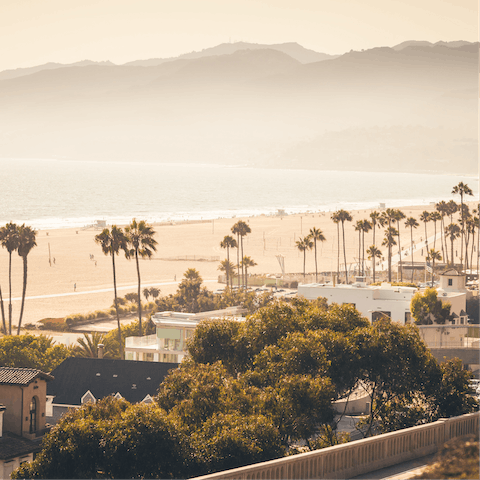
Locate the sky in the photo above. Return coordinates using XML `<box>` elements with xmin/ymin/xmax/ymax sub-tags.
<box><xmin>0</xmin><ymin>0</ymin><xmax>477</xmax><ymax>71</ymax></box>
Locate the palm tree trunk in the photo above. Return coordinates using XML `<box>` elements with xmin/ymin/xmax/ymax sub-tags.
<box><xmin>442</xmin><ymin>217</ymin><xmax>448</xmax><ymax>264</ymax></box>
<box><xmin>236</xmin><ymin>234</ymin><xmax>240</xmax><ymax>287</ymax></box>
<box><xmin>342</xmin><ymin>222</ymin><xmax>348</xmax><ymax>283</ymax></box>
<box><xmin>226</xmin><ymin>246</ymin><xmax>230</xmax><ymax>288</ymax></box>
<box><xmin>450</xmin><ymin>237</ymin><xmax>454</xmax><ymax>267</ymax></box>
<box><xmin>388</xmin><ymin>244</ymin><xmax>392</xmax><ymax>282</ymax></box>
<box><xmin>397</xmin><ymin>222</ymin><xmax>403</xmax><ymax>282</ymax></box>
<box><xmin>433</xmin><ymin>221</ymin><xmax>437</xmax><ymax>251</ymax></box>
<box><xmin>0</xmin><ymin>287</ymin><xmax>6</xmax><ymax>335</ymax></box>
<box><xmin>410</xmin><ymin>228</ymin><xmax>414</xmax><ymax>283</ymax></box>
<box><xmin>135</xmin><ymin>250</ymin><xmax>142</xmax><ymax>336</ymax></box>
<box><xmin>314</xmin><ymin>240</ymin><xmax>318</xmax><ymax>282</ymax></box>
<box><xmin>17</xmin><ymin>256</ymin><xmax>28</xmax><ymax>335</ymax></box>
<box><xmin>8</xmin><ymin>251</ymin><xmax>12</xmax><ymax>335</ymax></box>
<box><xmin>460</xmin><ymin>193</ymin><xmax>464</xmax><ymax>269</ymax></box>
<box><xmin>245</xmin><ymin>267</ymin><xmax>248</xmax><ymax>289</ymax></box>
<box><xmin>241</xmin><ymin>237</ymin><xmax>245</xmax><ymax>289</ymax></box>
<box><xmin>336</xmin><ymin>223</ymin><xmax>340</xmax><ymax>279</ymax></box>
<box><xmin>112</xmin><ymin>254</ymin><xmax>123</xmax><ymax>359</ymax></box>
<box><xmin>372</xmin><ymin>258</ymin><xmax>376</xmax><ymax>283</ymax></box>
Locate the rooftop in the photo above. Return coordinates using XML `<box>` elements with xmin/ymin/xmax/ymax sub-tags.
<box><xmin>0</xmin><ymin>367</ymin><xmax>53</xmax><ymax>386</ymax></box>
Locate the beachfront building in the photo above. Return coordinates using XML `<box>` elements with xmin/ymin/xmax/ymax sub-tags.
<box><xmin>0</xmin><ymin>367</ymin><xmax>53</xmax><ymax>479</ymax></box>
<box><xmin>298</xmin><ymin>278</ymin><xmax>416</xmax><ymax>324</ymax></box>
<box><xmin>436</xmin><ymin>268</ymin><xmax>471</xmax><ymax>324</ymax></box>
<box><xmin>125</xmin><ymin>307</ymin><xmax>246</xmax><ymax>363</ymax></box>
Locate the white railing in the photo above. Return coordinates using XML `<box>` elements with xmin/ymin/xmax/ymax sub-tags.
<box><xmin>125</xmin><ymin>335</ymin><xmax>157</xmax><ymax>348</ymax></box>
<box><xmin>192</xmin><ymin>412</ymin><xmax>479</xmax><ymax>480</ymax></box>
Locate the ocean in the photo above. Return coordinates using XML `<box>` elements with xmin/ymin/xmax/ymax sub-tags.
<box><xmin>1</xmin><ymin>158</ymin><xmax>478</xmax><ymax>230</ymax></box>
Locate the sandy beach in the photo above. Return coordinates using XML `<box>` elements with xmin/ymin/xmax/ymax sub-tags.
<box><xmin>0</xmin><ymin>201</ymin><xmax>477</xmax><ymax>328</ymax></box>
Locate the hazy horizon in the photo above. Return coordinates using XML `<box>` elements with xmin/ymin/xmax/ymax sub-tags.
<box><xmin>1</xmin><ymin>0</ymin><xmax>477</xmax><ymax>72</ymax></box>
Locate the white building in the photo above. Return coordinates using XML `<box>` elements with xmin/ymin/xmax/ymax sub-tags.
<box><xmin>125</xmin><ymin>307</ymin><xmax>246</xmax><ymax>363</ymax></box>
<box><xmin>436</xmin><ymin>269</ymin><xmax>471</xmax><ymax>324</ymax></box>
<box><xmin>298</xmin><ymin>278</ymin><xmax>416</xmax><ymax>324</ymax></box>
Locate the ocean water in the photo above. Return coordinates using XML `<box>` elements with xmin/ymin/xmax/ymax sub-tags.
<box><xmin>1</xmin><ymin>158</ymin><xmax>478</xmax><ymax>230</ymax></box>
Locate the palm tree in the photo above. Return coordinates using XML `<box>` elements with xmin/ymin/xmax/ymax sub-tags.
<box><xmin>143</xmin><ymin>288</ymin><xmax>151</xmax><ymax>302</ymax></box>
<box><xmin>366</xmin><ymin>245</ymin><xmax>382</xmax><ymax>283</ymax></box>
<box><xmin>75</xmin><ymin>332</ymin><xmax>111</xmax><ymax>358</ymax></box>
<box><xmin>149</xmin><ymin>287</ymin><xmax>160</xmax><ymax>301</ymax></box>
<box><xmin>0</xmin><ymin>222</ymin><xmax>19</xmax><ymax>335</ymax></box>
<box><xmin>220</xmin><ymin>235</ymin><xmax>238</xmax><ymax>288</ymax></box>
<box><xmin>382</xmin><ymin>226</ymin><xmax>398</xmax><ymax>282</ymax></box>
<box><xmin>419</xmin><ymin>211</ymin><xmax>430</xmax><ymax>253</ymax></box>
<box><xmin>124</xmin><ymin>219</ymin><xmax>157</xmax><ymax>336</ymax></box>
<box><xmin>360</xmin><ymin>220</ymin><xmax>372</xmax><ymax>276</ymax></box>
<box><xmin>468</xmin><ymin>213</ymin><xmax>478</xmax><ymax>272</ymax></box>
<box><xmin>308</xmin><ymin>227</ymin><xmax>326</xmax><ymax>282</ymax></box>
<box><xmin>336</xmin><ymin>210</ymin><xmax>353</xmax><ymax>283</ymax></box>
<box><xmin>429</xmin><ymin>211</ymin><xmax>441</xmax><ymax>252</ymax></box>
<box><xmin>427</xmin><ymin>249</ymin><xmax>442</xmax><ymax>287</ymax></box>
<box><xmin>296</xmin><ymin>236</ymin><xmax>313</xmax><ymax>281</ymax></box>
<box><xmin>394</xmin><ymin>210</ymin><xmax>406</xmax><ymax>282</ymax></box>
<box><xmin>355</xmin><ymin>221</ymin><xmax>363</xmax><ymax>275</ymax></box>
<box><xmin>331</xmin><ymin>212</ymin><xmax>341</xmax><ymax>280</ymax></box>
<box><xmin>16</xmin><ymin>225</ymin><xmax>37</xmax><ymax>334</ymax></box>
<box><xmin>370</xmin><ymin>211</ymin><xmax>382</xmax><ymax>247</ymax></box>
<box><xmin>452</xmin><ymin>182</ymin><xmax>474</xmax><ymax>270</ymax></box>
<box><xmin>446</xmin><ymin>200</ymin><xmax>458</xmax><ymax>224</ymax></box>
<box><xmin>445</xmin><ymin>223</ymin><xmax>461</xmax><ymax>268</ymax></box>
<box><xmin>404</xmin><ymin>217</ymin><xmax>419</xmax><ymax>282</ymax></box>
<box><xmin>241</xmin><ymin>256</ymin><xmax>257</xmax><ymax>289</ymax></box>
<box><xmin>231</xmin><ymin>221</ymin><xmax>251</xmax><ymax>288</ymax></box>
<box><xmin>218</xmin><ymin>260</ymin><xmax>236</xmax><ymax>288</ymax></box>
<box><xmin>436</xmin><ymin>201</ymin><xmax>448</xmax><ymax>262</ymax></box>
<box><xmin>95</xmin><ymin>226</ymin><xmax>128</xmax><ymax>359</ymax></box>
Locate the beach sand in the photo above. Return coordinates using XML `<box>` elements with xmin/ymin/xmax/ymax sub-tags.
<box><xmin>0</xmin><ymin>201</ymin><xmax>476</xmax><ymax>328</ymax></box>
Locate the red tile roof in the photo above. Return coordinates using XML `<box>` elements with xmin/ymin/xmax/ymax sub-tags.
<box><xmin>0</xmin><ymin>367</ymin><xmax>53</xmax><ymax>386</ymax></box>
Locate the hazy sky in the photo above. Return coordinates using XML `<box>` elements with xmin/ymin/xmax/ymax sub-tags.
<box><xmin>1</xmin><ymin>0</ymin><xmax>477</xmax><ymax>71</ymax></box>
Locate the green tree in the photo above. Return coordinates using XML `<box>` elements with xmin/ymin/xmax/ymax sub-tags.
<box><xmin>143</xmin><ymin>287</ymin><xmax>150</xmax><ymax>301</ymax></box>
<box><xmin>0</xmin><ymin>222</ymin><xmax>19</xmax><ymax>334</ymax></box>
<box><xmin>0</xmin><ymin>334</ymin><xmax>72</xmax><ymax>372</ymax></box>
<box><xmin>382</xmin><ymin>226</ymin><xmax>398</xmax><ymax>282</ymax></box>
<box><xmin>430</xmin><ymin>211</ymin><xmax>441</xmax><ymax>252</ymax></box>
<box><xmin>125</xmin><ymin>219</ymin><xmax>157</xmax><ymax>336</ymax></box>
<box><xmin>308</xmin><ymin>227</ymin><xmax>326</xmax><ymax>282</ymax></box>
<box><xmin>436</xmin><ymin>200</ymin><xmax>449</xmax><ymax>263</ymax></box>
<box><xmin>331</xmin><ymin>211</ymin><xmax>341</xmax><ymax>280</ymax></box>
<box><xmin>336</xmin><ymin>210</ymin><xmax>353</xmax><ymax>283</ymax></box>
<box><xmin>369</xmin><ymin>210</ymin><xmax>383</xmax><ymax>247</ymax></box>
<box><xmin>420</xmin><ymin>211</ymin><xmax>430</xmax><ymax>253</ymax></box>
<box><xmin>394</xmin><ymin>210</ymin><xmax>406</xmax><ymax>282</ymax></box>
<box><xmin>220</xmin><ymin>235</ymin><xmax>237</xmax><ymax>287</ymax></box>
<box><xmin>405</xmin><ymin>217</ymin><xmax>419</xmax><ymax>282</ymax></box>
<box><xmin>445</xmin><ymin>223</ymin><xmax>461</xmax><ymax>267</ymax></box>
<box><xmin>295</xmin><ymin>236</ymin><xmax>313</xmax><ymax>280</ymax></box>
<box><xmin>95</xmin><ymin>226</ymin><xmax>128</xmax><ymax>359</ymax></box>
<box><xmin>452</xmin><ymin>182</ymin><xmax>474</xmax><ymax>270</ymax></box>
<box><xmin>410</xmin><ymin>287</ymin><xmax>452</xmax><ymax>325</ymax></box>
<box><xmin>74</xmin><ymin>332</ymin><xmax>113</xmax><ymax>358</ymax></box>
<box><xmin>218</xmin><ymin>260</ymin><xmax>236</xmax><ymax>289</ymax></box>
<box><xmin>366</xmin><ymin>245</ymin><xmax>382</xmax><ymax>283</ymax></box>
<box><xmin>16</xmin><ymin>224</ymin><xmax>37</xmax><ymax>334</ymax></box>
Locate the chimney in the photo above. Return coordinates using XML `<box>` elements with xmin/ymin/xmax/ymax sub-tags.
<box><xmin>0</xmin><ymin>405</ymin><xmax>6</xmax><ymax>437</ymax></box>
<box><xmin>98</xmin><ymin>344</ymin><xmax>104</xmax><ymax>359</ymax></box>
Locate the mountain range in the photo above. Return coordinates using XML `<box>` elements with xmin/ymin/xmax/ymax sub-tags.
<box><xmin>0</xmin><ymin>41</ymin><xmax>477</xmax><ymax>174</ymax></box>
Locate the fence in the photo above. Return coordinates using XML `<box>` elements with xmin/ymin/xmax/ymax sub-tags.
<box><xmin>192</xmin><ymin>412</ymin><xmax>479</xmax><ymax>480</ymax></box>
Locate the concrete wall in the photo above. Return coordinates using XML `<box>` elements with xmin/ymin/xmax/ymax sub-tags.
<box><xmin>192</xmin><ymin>412</ymin><xmax>479</xmax><ymax>480</ymax></box>
<box><xmin>0</xmin><ymin>454</ymin><xmax>34</xmax><ymax>480</ymax></box>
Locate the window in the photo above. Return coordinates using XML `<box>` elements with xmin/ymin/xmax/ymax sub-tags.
<box><xmin>405</xmin><ymin>312</ymin><xmax>412</xmax><ymax>324</ymax></box>
<box><xmin>29</xmin><ymin>397</ymin><xmax>37</xmax><ymax>433</ymax></box>
<box><xmin>372</xmin><ymin>311</ymin><xmax>391</xmax><ymax>322</ymax></box>
<box><xmin>448</xmin><ymin>279</ymin><xmax>453</xmax><ymax>286</ymax></box>
<box><xmin>144</xmin><ymin>352</ymin><xmax>154</xmax><ymax>362</ymax></box>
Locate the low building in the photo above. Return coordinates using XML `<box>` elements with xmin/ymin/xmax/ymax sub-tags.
<box><xmin>47</xmin><ymin>357</ymin><xmax>177</xmax><ymax>424</ymax></box>
<box><xmin>125</xmin><ymin>307</ymin><xmax>246</xmax><ymax>363</ymax></box>
<box><xmin>436</xmin><ymin>269</ymin><xmax>471</xmax><ymax>324</ymax></box>
<box><xmin>0</xmin><ymin>367</ymin><xmax>53</xmax><ymax>479</ymax></box>
<box><xmin>298</xmin><ymin>278</ymin><xmax>416</xmax><ymax>324</ymax></box>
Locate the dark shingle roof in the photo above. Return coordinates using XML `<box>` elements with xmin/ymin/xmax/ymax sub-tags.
<box><xmin>0</xmin><ymin>432</ymin><xmax>43</xmax><ymax>460</ymax></box>
<box><xmin>0</xmin><ymin>367</ymin><xmax>53</xmax><ymax>386</ymax></box>
<box><xmin>48</xmin><ymin>357</ymin><xmax>178</xmax><ymax>405</ymax></box>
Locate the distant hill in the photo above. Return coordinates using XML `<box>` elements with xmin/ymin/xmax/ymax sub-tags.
<box><xmin>392</xmin><ymin>40</ymin><xmax>473</xmax><ymax>51</ymax></box>
<box><xmin>0</xmin><ymin>41</ymin><xmax>476</xmax><ymax>174</ymax></box>
<box><xmin>124</xmin><ymin>41</ymin><xmax>337</xmax><ymax>67</ymax></box>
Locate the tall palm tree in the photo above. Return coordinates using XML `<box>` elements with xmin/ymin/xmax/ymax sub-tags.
<box><xmin>125</xmin><ymin>219</ymin><xmax>157</xmax><ymax>336</ymax></box>
<box><xmin>446</xmin><ymin>200</ymin><xmax>458</xmax><ymax>224</ymax></box>
<box><xmin>0</xmin><ymin>222</ymin><xmax>19</xmax><ymax>335</ymax></box>
<box><xmin>360</xmin><ymin>220</ymin><xmax>372</xmax><ymax>276</ymax></box>
<box><xmin>16</xmin><ymin>225</ymin><xmax>37</xmax><ymax>334</ymax></box>
<box><xmin>355</xmin><ymin>221</ymin><xmax>363</xmax><ymax>275</ymax></box>
<box><xmin>429</xmin><ymin>211</ymin><xmax>441</xmax><ymax>252</ymax></box>
<box><xmin>218</xmin><ymin>260</ymin><xmax>236</xmax><ymax>289</ymax></box>
<box><xmin>394</xmin><ymin>210</ymin><xmax>406</xmax><ymax>282</ymax></box>
<box><xmin>444</xmin><ymin>223</ymin><xmax>461</xmax><ymax>268</ymax></box>
<box><xmin>336</xmin><ymin>210</ymin><xmax>353</xmax><ymax>283</ymax></box>
<box><xmin>241</xmin><ymin>256</ymin><xmax>257</xmax><ymax>290</ymax></box>
<box><xmin>468</xmin><ymin>213</ymin><xmax>478</xmax><ymax>272</ymax></box>
<box><xmin>419</xmin><ymin>211</ymin><xmax>430</xmax><ymax>253</ymax></box>
<box><xmin>405</xmin><ymin>217</ymin><xmax>419</xmax><ymax>282</ymax></box>
<box><xmin>331</xmin><ymin>212</ymin><xmax>341</xmax><ymax>280</ymax></box>
<box><xmin>220</xmin><ymin>235</ymin><xmax>237</xmax><ymax>288</ymax></box>
<box><xmin>308</xmin><ymin>227</ymin><xmax>326</xmax><ymax>282</ymax></box>
<box><xmin>366</xmin><ymin>245</ymin><xmax>382</xmax><ymax>283</ymax></box>
<box><xmin>296</xmin><ymin>236</ymin><xmax>313</xmax><ymax>281</ymax></box>
<box><xmin>231</xmin><ymin>221</ymin><xmax>251</xmax><ymax>288</ymax></box>
<box><xmin>382</xmin><ymin>226</ymin><xmax>398</xmax><ymax>282</ymax></box>
<box><xmin>436</xmin><ymin>201</ymin><xmax>448</xmax><ymax>262</ymax></box>
<box><xmin>427</xmin><ymin>249</ymin><xmax>442</xmax><ymax>287</ymax></box>
<box><xmin>369</xmin><ymin>211</ymin><xmax>382</xmax><ymax>247</ymax></box>
<box><xmin>95</xmin><ymin>226</ymin><xmax>128</xmax><ymax>359</ymax></box>
<box><xmin>452</xmin><ymin>182</ymin><xmax>474</xmax><ymax>270</ymax></box>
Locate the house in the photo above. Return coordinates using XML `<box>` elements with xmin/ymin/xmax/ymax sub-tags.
<box><xmin>436</xmin><ymin>268</ymin><xmax>471</xmax><ymax>324</ymax></box>
<box><xmin>0</xmin><ymin>367</ymin><xmax>54</xmax><ymax>479</ymax></box>
<box><xmin>298</xmin><ymin>278</ymin><xmax>417</xmax><ymax>324</ymax></box>
<box><xmin>46</xmin><ymin>357</ymin><xmax>178</xmax><ymax>424</ymax></box>
<box><xmin>125</xmin><ymin>306</ymin><xmax>246</xmax><ymax>363</ymax></box>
